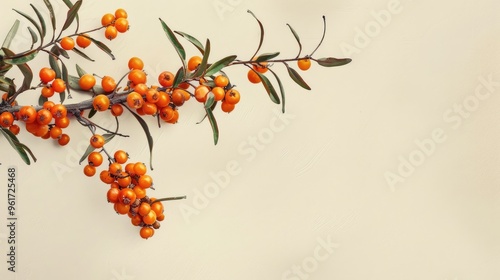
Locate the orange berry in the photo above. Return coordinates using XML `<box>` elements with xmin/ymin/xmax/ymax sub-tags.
<box><xmin>18</xmin><ymin>106</ymin><xmax>37</xmax><ymax>123</ymax></box>
<box><xmin>142</xmin><ymin>102</ymin><xmax>157</xmax><ymax>115</ymax></box>
<box><xmin>252</xmin><ymin>61</ymin><xmax>268</xmax><ymax>73</ymax></box>
<box><xmin>155</xmin><ymin>91</ymin><xmax>170</xmax><ymax>108</ymax></box>
<box><xmin>128</xmin><ymin>57</ymin><xmax>144</xmax><ymax>70</ymax></box>
<box><xmin>128</xmin><ymin>69</ymin><xmax>147</xmax><ymax>85</ymax></box>
<box><xmin>126</xmin><ymin>92</ymin><xmax>144</xmax><ymax>108</ymax></box>
<box><xmin>107</xmin><ymin>188</ymin><xmax>120</xmax><ymax>203</ymax></box>
<box><xmin>297</xmin><ymin>58</ymin><xmax>311</xmax><ymax>71</ymax></box>
<box><xmin>247</xmin><ymin>69</ymin><xmax>261</xmax><ymax>84</ymax></box>
<box><xmin>100</xmin><ymin>170</ymin><xmax>115</xmax><ymax>184</ymax></box>
<box><xmin>221</xmin><ymin>101</ymin><xmax>235</xmax><ymax>113</ymax></box>
<box><xmin>114</xmin><ymin>202</ymin><xmax>130</xmax><ymax>215</ymax></box>
<box><xmin>111</xmin><ymin>104</ymin><xmax>123</xmax><ymax>116</ymax></box>
<box><xmin>90</xmin><ymin>134</ymin><xmax>105</xmax><ymax>148</ymax></box>
<box><xmin>39</xmin><ymin>67</ymin><xmax>56</xmax><ymax>84</ymax></box>
<box><xmin>79</xmin><ymin>74</ymin><xmax>96</xmax><ymax>91</ymax></box>
<box><xmin>214</xmin><ymin>75</ymin><xmax>229</xmax><ymax>88</ymax></box>
<box><xmin>133</xmin><ymin>162</ymin><xmax>147</xmax><ymax>176</ymax></box>
<box><xmin>59</xmin><ymin>37</ymin><xmax>75</xmax><ymax>50</ymax></box>
<box><xmin>170</xmin><ymin>89</ymin><xmax>185</xmax><ymax>106</ymax></box>
<box><xmin>159</xmin><ymin>106</ymin><xmax>175</xmax><ymax>122</ymax></box>
<box><xmin>139</xmin><ymin>226</ymin><xmax>154</xmax><ymax>239</ymax></box>
<box><xmin>142</xmin><ymin>210</ymin><xmax>157</xmax><ymax>225</ymax></box>
<box><xmin>138</xmin><ymin>174</ymin><xmax>152</xmax><ymax>189</ymax></box>
<box><xmin>88</xmin><ymin>151</ymin><xmax>103</xmax><ymax>167</ymax></box>
<box><xmin>194</xmin><ymin>85</ymin><xmax>210</xmax><ymax>103</ymax></box>
<box><xmin>101</xmin><ymin>76</ymin><xmax>116</xmax><ymax>93</ymax></box>
<box><xmin>105</xmin><ymin>26</ymin><xmax>118</xmax><ymax>40</ymax></box>
<box><xmin>113</xmin><ymin>150</ymin><xmax>128</xmax><ymax>164</ymax></box>
<box><xmin>101</xmin><ymin>13</ymin><xmax>115</xmax><ymax>26</ymax></box>
<box><xmin>36</xmin><ymin>109</ymin><xmax>53</xmax><ymax>125</ymax></box>
<box><xmin>114</xmin><ymin>18</ymin><xmax>129</xmax><ymax>33</ymax></box>
<box><xmin>225</xmin><ymin>89</ymin><xmax>240</xmax><ymax>104</ymax></box>
<box><xmin>0</xmin><ymin>112</ymin><xmax>14</xmax><ymax>127</ymax></box>
<box><xmin>115</xmin><ymin>8</ymin><xmax>128</xmax><ymax>19</ymax></box>
<box><xmin>76</xmin><ymin>34</ymin><xmax>91</xmax><ymax>48</ymax></box>
<box><xmin>93</xmin><ymin>94</ymin><xmax>110</xmax><ymax>111</ymax></box>
<box><xmin>49</xmin><ymin>126</ymin><xmax>62</xmax><ymax>139</ymax></box>
<box><xmin>58</xmin><ymin>133</ymin><xmax>70</xmax><ymax>146</ymax></box>
<box><xmin>212</xmin><ymin>86</ymin><xmax>225</xmax><ymax>101</ymax></box>
<box><xmin>9</xmin><ymin>124</ymin><xmax>20</xmax><ymax>135</ymax></box>
<box><xmin>158</xmin><ymin>71</ymin><xmax>174</xmax><ymax>87</ymax></box>
<box><xmin>83</xmin><ymin>165</ymin><xmax>96</xmax><ymax>177</ymax></box>
<box><xmin>51</xmin><ymin>78</ymin><xmax>66</xmax><ymax>93</ymax></box>
<box><xmin>54</xmin><ymin>116</ymin><xmax>70</xmax><ymax>128</ymax></box>
<box><xmin>188</xmin><ymin>56</ymin><xmax>202</xmax><ymax>71</ymax></box>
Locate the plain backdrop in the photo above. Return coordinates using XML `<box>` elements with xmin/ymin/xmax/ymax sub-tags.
<box><xmin>1</xmin><ymin>0</ymin><xmax>500</xmax><ymax>279</ymax></box>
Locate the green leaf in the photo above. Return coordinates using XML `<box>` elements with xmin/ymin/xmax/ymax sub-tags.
<box><xmin>49</xmin><ymin>52</ymin><xmax>61</xmax><ymax>78</ymax></box>
<box><xmin>204</xmin><ymin>91</ymin><xmax>215</xmax><ymax>109</ymax></box>
<box><xmin>255</xmin><ymin>71</ymin><xmax>280</xmax><ymax>104</ymax></box>
<box><xmin>55</xmin><ymin>45</ymin><xmax>70</xmax><ymax>59</ymax></box>
<box><xmin>27</xmin><ymin>26</ymin><xmax>38</xmax><ymax>46</ymax></box>
<box><xmin>43</xmin><ymin>0</ymin><xmax>56</xmax><ymax>34</ymax></box>
<box><xmin>172</xmin><ymin>66</ymin><xmax>185</xmax><ymax>89</ymax></box>
<box><xmin>159</xmin><ymin>18</ymin><xmax>186</xmax><ymax>69</ymax></box>
<box><xmin>75</xmin><ymin>64</ymin><xmax>86</xmax><ymax>77</ymax></box>
<box><xmin>255</xmin><ymin>52</ymin><xmax>280</xmax><ymax>62</ymax></box>
<box><xmin>78</xmin><ymin>143</ymin><xmax>95</xmax><ymax>165</ymax></box>
<box><xmin>205</xmin><ymin>105</ymin><xmax>219</xmax><ymax>145</ymax></box>
<box><xmin>247</xmin><ymin>10</ymin><xmax>264</xmax><ymax>60</ymax></box>
<box><xmin>38</xmin><ymin>94</ymin><xmax>48</xmax><ymax>106</ymax></box>
<box><xmin>72</xmin><ymin>47</ymin><xmax>95</xmax><ymax>62</ymax></box>
<box><xmin>88</xmin><ymin>37</ymin><xmax>115</xmax><ymax>60</ymax></box>
<box><xmin>87</xmin><ymin>107</ymin><xmax>97</xmax><ymax>118</ymax></box>
<box><xmin>268</xmin><ymin>68</ymin><xmax>286</xmax><ymax>113</ymax></box>
<box><xmin>2</xmin><ymin>49</ymin><xmax>38</xmax><ymax>65</ymax></box>
<box><xmin>286</xmin><ymin>65</ymin><xmax>311</xmax><ymax>90</ymax></box>
<box><xmin>0</xmin><ymin>76</ymin><xmax>16</xmax><ymax>97</ymax></box>
<box><xmin>287</xmin><ymin>23</ymin><xmax>302</xmax><ymax>57</ymax></box>
<box><xmin>192</xmin><ymin>39</ymin><xmax>210</xmax><ymax>78</ymax></box>
<box><xmin>0</xmin><ymin>128</ymin><xmax>36</xmax><ymax>165</ymax></box>
<box><xmin>60</xmin><ymin>61</ymin><xmax>69</xmax><ymax>102</ymax></box>
<box><xmin>174</xmin><ymin>30</ymin><xmax>205</xmax><ymax>55</ymax></box>
<box><xmin>2</xmin><ymin>48</ymin><xmax>33</xmax><ymax>93</ymax></box>
<box><xmin>205</xmin><ymin>55</ymin><xmax>237</xmax><ymax>77</ymax></box>
<box><xmin>316</xmin><ymin>57</ymin><xmax>352</xmax><ymax>67</ymax></box>
<box><xmin>125</xmin><ymin>106</ymin><xmax>154</xmax><ymax>170</ymax></box>
<box><xmin>61</xmin><ymin>0</ymin><xmax>82</xmax><ymax>32</ymax></box>
<box><xmin>1</xmin><ymin>20</ymin><xmax>20</xmax><ymax>52</ymax></box>
<box><xmin>13</xmin><ymin>9</ymin><xmax>43</xmax><ymax>41</ymax></box>
<box><xmin>30</xmin><ymin>4</ymin><xmax>46</xmax><ymax>38</ymax></box>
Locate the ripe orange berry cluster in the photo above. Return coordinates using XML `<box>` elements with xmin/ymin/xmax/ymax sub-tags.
<box><xmin>1</xmin><ymin>95</ymin><xmax>71</xmax><ymax>145</ymax></box>
<box><xmin>84</xmin><ymin>149</ymin><xmax>164</xmax><ymax>239</ymax></box>
<box><xmin>38</xmin><ymin>67</ymin><xmax>67</xmax><ymax>98</ymax></box>
<box><xmin>101</xmin><ymin>8</ymin><xmax>129</xmax><ymax>40</ymax></box>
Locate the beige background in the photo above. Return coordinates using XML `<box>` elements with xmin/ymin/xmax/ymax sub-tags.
<box><xmin>1</xmin><ymin>0</ymin><xmax>500</xmax><ymax>279</ymax></box>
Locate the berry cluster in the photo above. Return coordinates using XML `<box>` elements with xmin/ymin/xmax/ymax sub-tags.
<box><xmin>84</xmin><ymin>149</ymin><xmax>166</xmax><ymax>239</ymax></box>
<box><xmin>101</xmin><ymin>8</ymin><xmax>130</xmax><ymax>40</ymax></box>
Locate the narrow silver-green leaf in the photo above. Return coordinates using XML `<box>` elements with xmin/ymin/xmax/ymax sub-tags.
<box><xmin>88</xmin><ymin>37</ymin><xmax>115</xmax><ymax>60</ymax></box>
<box><xmin>1</xmin><ymin>20</ymin><xmax>20</xmax><ymax>52</ymax></box>
<box><xmin>204</xmin><ymin>55</ymin><xmax>237</xmax><ymax>77</ymax></box>
<box><xmin>49</xmin><ymin>53</ymin><xmax>61</xmax><ymax>78</ymax></box>
<box><xmin>60</xmin><ymin>61</ymin><xmax>69</xmax><ymax>102</ymax></box>
<box><xmin>205</xmin><ymin>106</ymin><xmax>219</xmax><ymax>145</ymax></box>
<box><xmin>268</xmin><ymin>68</ymin><xmax>286</xmax><ymax>113</ymax></box>
<box><xmin>27</xmin><ymin>26</ymin><xmax>38</xmax><ymax>47</ymax></box>
<box><xmin>125</xmin><ymin>106</ymin><xmax>154</xmax><ymax>170</ymax></box>
<box><xmin>254</xmin><ymin>52</ymin><xmax>280</xmax><ymax>62</ymax></box>
<box><xmin>204</xmin><ymin>91</ymin><xmax>215</xmax><ymax>109</ymax></box>
<box><xmin>159</xmin><ymin>18</ymin><xmax>186</xmax><ymax>69</ymax></box>
<box><xmin>316</xmin><ymin>57</ymin><xmax>352</xmax><ymax>67</ymax></box>
<box><xmin>61</xmin><ymin>0</ymin><xmax>82</xmax><ymax>32</ymax></box>
<box><xmin>255</xmin><ymin>71</ymin><xmax>280</xmax><ymax>104</ymax></box>
<box><xmin>2</xmin><ymin>48</ymin><xmax>33</xmax><ymax>93</ymax></box>
<box><xmin>78</xmin><ymin>143</ymin><xmax>95</xmax><ymax>165</ymax></box>
<box><xmin>12</xmin><ymin>9</ymin><xmax>43</xmax><ymax>40</ymax></box>
<box><xmin>38</xmin><ymin>94</ymin><xmax>48</xmax><ymax>106</ymax></box>
<box><xmin>75</xmin><ymin>64</ymin><xmax>86</xmax><ymax>77</ymax></box>
<box><xmin>192</xmin><ymin>39</ymin><xmax>210</xmax><ymax>78</ymax></box>
<box><xmin>175</xmin><ymin>30</ymin><xmax>205</xmax><ymax>55</ymax></box>
<box><xmin>286</xmin><ymin>65</ymin><xmax>311</xmax><ymax>90</ymax></box>
<box><xmin>72</xmin><ymin>47</ymin><xmax>95</xmax><ymax>62</ymax></box>
<box><xmin>30</xmin><ymin>4</ymin><xmax>46</xmax><ymax>38</ymax></box>
<box><xmin>172</xmin><ymin>66</ymin><xmax>185</xmax><ymax>89</ymax></box>
<box><xmin>2</xmin><ymin>49</ymin><xmax>38</xmax><ymax>65</ymax></box>
<box><xmin>287</xmin><ymin>23</ymin><xmax>302</xmax><ymax>58</ymax></box>
<box><xmin>247</xmin><ymin>10</ymin><xmax>264</xmax><ymax>61</ymax></box>
<box><xmin>43</xmin><ymin>0</ymin><xmax>56</xmax><ymax>34</ymax></box>
<box><xmin>0</xmin><ymin>128</ymin><xmax>32</xmax><ymax>165</ymax></box>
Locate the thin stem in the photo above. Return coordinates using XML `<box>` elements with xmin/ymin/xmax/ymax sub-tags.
<box><xmin>309</xmin><ymin>16</ymin><xmax>327</xmax><ymax>57</ymax></box>
<box><xmin>151</xmin><ymin>196</ymin><xmax>187</xmax><ymax>205</ymax></box>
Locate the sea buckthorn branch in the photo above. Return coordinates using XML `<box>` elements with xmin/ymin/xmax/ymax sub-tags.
<box><xmin>0</xmin><ymin>0</ymin><xmax>351</xmax><ymax>239</ymax></box>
